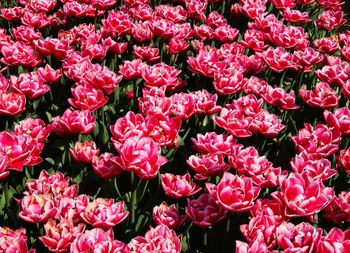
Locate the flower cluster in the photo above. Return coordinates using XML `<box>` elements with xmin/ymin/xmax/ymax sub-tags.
<box><xmin>0</xmin><ymin>0</ymin><xmax>349</xmax><ymax>251</ymax></box>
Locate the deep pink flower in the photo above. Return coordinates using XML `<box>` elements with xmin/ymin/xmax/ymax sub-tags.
<box><xmin>0</xmin><ymin>7</ymin><xmax>25</xmax><ymax>21</ymax></box>
<box><xmin>316</xmin><ymin>228</ymin><xmax>350</xmax><ymax>253</ymax></box>
<box><xmin>131</xmin><ymin>21</ymin><xmax>154</xmax><ymax>43</ymax></box>
<box><xmin>145</xmin><ymin>225</ymin><xmax>182</xmax><ymax>253</ymax></box>
<box><xmin>167</xmin><ymin>37</ymin><xmax>189</xmax><ymax>54</ymax></box>
<box><xmin>229</xmin><ymin>146</ymin><xmax>286</xmax><ymax>188</ymax></box>
<box><xmin>261</xmin><ymin>86</ymin><xmax>299</xmax><ymax>110</ymax></box>
<box><xmin>101</xmin><ymin>10</ymin><xmax>133</xmax><ymax>37</ymax></box>
<box><xmin>119</xmin><ymin>59</ymin><xmax>146</xmax><ymax>80</ymax></box>
<box><xmin>315</xmin><ymin>64</ymin><xmax>348</xmax><ymax>87</ymax></box>
<box><xmin>274</xmin><ymin>172</ymin><xmax>334</xmax><ymax>219</ymax></box>
<box><xmin>170</xmin><ymin>92</ymin><xmax>196</xmax><ymax>120</ymax></box>
<box><xmin>26</xmin><ymin>170</ymin><xmax>78</xmax><ymax>199</ymax></box>
<box><xmin>293</xmin><ymin>47</ymin><xmax>323</xmax><ymax>72</ymax></box>
<box><xmin>337</xmin><ymin>147</ymin><xmax>350</xmax><ymax>173</ymax></box>
<box><xmin>213</xmin><ymin>108</ymin><xmax>253</xmax><ymax>138</ymax></box>
<box><xmin>1</xmin><ymin>41</ymin><xmax>42</xmax><ymax>68</ymax></box>
<box><xmin>76</xmin><ymin>196</ymin><xmax>128</xmax><ymax>230</ymax></box>
<box><xmin>205</xmin><ymin>11</ymin><xmax>227</xmax><ymax>28</ymax></box>
<box><xmin>92</xmin><ymin>153</ymin><xmax>123</xmax><ymax>180</ymax></box>
<box><xmin>241</xmin><ymin>29</ymin><xmax>267</xmax><ymax>52</ymax></box>
<box><xmin>213</xmin><ymin>68</ymin><xmax>244</xmax><ymax>95</ymax></box>
<box><xmin>190</xmin><ymin>89</ymin><xmax>221</xmax><ymax>114</ymax></box>
<box><xmin>187</xmin><ymin>153</ymin><xmax>231</xmax><ymax>180</ymax></box>
<box><xmin>339</xmin><ymin>32</ymin><xmax>350</xmax><ymax>61</ymax></box>
<box><xmin>317</xmin><ymin>0</ymin><xmax>344</xmax><ymax>10</ymax></box>
<box><xmin>152</xmin><ymin>202</ymin><xmax>187</xmax><ymax>229</ymax></box>
<box><xmin>342</xmin><ymin>79</ymin><xmax>350</xmax><ymax>99</ymax></box>
<box><xmin>11</xmin><ymin>25</ymin><xmax>41</xmax><ymax>44</ymax></box>
<box><xmin>270</xmin><ymin>25</ymin><xmax>309</xmax><ymax>50</ymax></box>
<box><xmin>241</xmin><ymin>0</ymin><xmax>268</xmax><ymax>19</ymax></box>
<box><xmin>0</xmin><ymin>131</ymin><xmax>32</xmax><ymax>171</ymax></box>
<box><xmin>110</xmin><ymin>111</ymin><xmax>147</xmax><ymax>146</ymax></box>
<box><xmin>69</xmin><ymin>140</ymin><xmax>99</xmax><ymax>163</ymax></box>
<box><xmin>0</xmin><ymin>153</ymin><xmax>9</xmax><ymax>180</ymax></box>
<box><xmin>52</xmin><ymin>108</ymin><xmax>96</xmax><ymax>137</ymax></box>
<box><xmin>323</xmin><ymin>191</ymin><xmax>350</xmax><ymax>224</ymax></box>
<box><xmin>259</xmin><ymin>47</ymin><xmax>294</xmax><ymax>72</ymax></box>
<box><xmin>270</xmin><ymin>0</ymin><xmax>296</xmax><ymax>9</ymax></box>
<box><xmin>0</xmin><ymin>227</ymin><xmax>35</xmax><ymax>253</ymax></box>
<box><xmin>34</xmin><ymin>38</ymin><xmax>71</xmax><ymax>60</ymax></box>
<box><xmin>235</xmin><ymin>240</ymin><xmax>272</xmax><ymax>253</ymax></box>
<box><xmin>91</xmin><ymin>0</ymin><xmax>117</xmax><ymax>9</ymax></box>
<box><xmin>145</xmin><ymin>112</ymin><xmax>181</xmax><ymax>148</ymax></box>
<box><xmin>39</xmin><ymin>219</ymin><xmax>85</xmax><ymax>253</ymax></box>
<box><xmin>191</xmin><ymin>132</ymin><xmax>237</xmax><ymax>155</ymax></box>
<box><xmin>18</xmin><ymin>193</ymin><xmax>58</xmax><ymax>223</ymax></box>
<box><xmin>185</xmin><ymin>0</ymin><xmax>207</xmax><ymax>19</ymax></box>
<box><xmin>161</xmin><ymin>173</ymin><xmax>201</xmax><ymax>199</ymax></box>
<box><xmin>282</xmin><ymin>8</ymin><xmax>311</xmax><ymax>23</ymax></box>
<box><xmin>141</xmin><ymin>62</ymin><xmax>183</xmax><ymax>91</ymax></box>
<box><xmin>185</xmin><ymin>193</ymin><xmax>228</xmax><ymax>227</ymax></box>
<box><xmin>155</xmin><ymin>4</ymin><xmax>188</xmax><ymax>23</ymax></box>
<box><xmin>324</xmin><ymin>108</ymin><xmax>350</xmax><ymax>136</ymax></box>
<box><xmin>299</xmin><ymin>82</ymin><xmax>340</xmax><ymax>109</ymax></box>
<box><xmin>292</xmin><ymin>123</ymin><xmax>341</xmax><ymax>158</ymax></box>
<box><xmin>0</xmin><ymin>91</ymin><xmax>26</xmax><ymax>116</ymax></box>
<box><xmin>290</xmin><ymin>152</ymin><xmax>336</xmax><ymax>180</ymax></box>
<box><xmin>116</xmin><ymin>137</ymin><xmax>167</xmax><ymax>179</ymax></box>
<box><xmin>36</xmin><ymin>64</ymin><xmax>62</xmax><ymax>83</ymax></box>
<box><xmin>68</xmin><ymin>85</ymin><xmax>109</xmax><ymax>111</ymax></box>
<box><xmin>206</xmin><ymin>172</ymin><xmax>261</xmax><ymax>212</ymax></box>
<box><xmin>70</xmin><ymin>228</ymin><xmax>125</xmax><ymax>253</ymax></box>
<box><xmin>213</xmin><ymin>25</ymin><xmax>239</xmax><ymax>43</ymax></box>
<box><xmin>250</xmin><ymin>110</ymin><xmax>286</xmax><ymax>138</ymax></box>
<box><xmin>187</xmin><ymin>49</ymin><xmax>225</xmax><ymax>77</ymax></box>
<box><xmin>315</xmin><ymin>10</ymin><xmax>346</xmax><ymax>31</ymax></box>
<box><xmin>276</xmin><ymin>222</ymin><xmax>323</xmax><ymax>253</ymax></box>
<box><xmin>313</xmin><ymin>37</ymin><xmax>339</xmax><ymax>53</ymax></box>
<box><xmin>12</xmin><ymin>72</ymin><xmax>50</xmax><ymax>100</ymax></box>
<box><xmin>240</xmin><ymin>198</ymin><xmax>286</xmax><ymax>250</ymax></box>
<box><xmin>84</xmin><ymin>64</ymin><xmax>122</xmax><ymax>95</ymax></box>
<box><xmin>133</xmin><ymin>45</ymin><xmax>160</xmax><ymax>63</ymax></box>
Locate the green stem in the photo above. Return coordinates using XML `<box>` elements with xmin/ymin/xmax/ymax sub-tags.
<box><xmin>203</xmin><ymin>229</ymin><xmax>208</xmax><ymax>253</ymax></box>
<box><xmin>130</xmin><ymin>172</ymin><xmax>137</xmax><ymax>225</ymax></box>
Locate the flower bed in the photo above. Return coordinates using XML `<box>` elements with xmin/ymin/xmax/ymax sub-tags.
<box><xmin>0</xmin><ymin>0</ymin><xmax>349</xmax><ymax>252</ymax></box>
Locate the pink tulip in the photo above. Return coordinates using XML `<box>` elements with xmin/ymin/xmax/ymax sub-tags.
<box><xmin>274</xmin><ymin>172</ymin><xmax>334</xmax><ymax>219</ymax></box>
<box><xmin>18</xmin><ymin>193</ymin><xmax>58</xmax><ymax>223</ymax></box>
<box><xmin>276</xmin><ymin>222</ymin><xmax>323</xmax><ymax>253</ymax></box>
<box><xmin>0</xmin><ymin>91</ymin><xmax>26</xmax><ymax>116</ymax></box>
<box><xmin>116</xmin><ymin>136</ymin><xmax>167</xmax><ymax>179</ymax></box>
<box><xmin>68</xmin><ymin>85</ymin><xmax>109</xmax><ymax>111</ymax></box>
<box><xmin>70</xmin><ymin>228</ymin><xmax>125</xmax><ymax>253</ymax></box>
<box><xmin>152</xmin><ymin>202</ymin><xmax>187</xmax><ymax>229</ymax></box>
<box><xmin>316</xmin><ymin>228</ymin><xmax>350</xmax><ymax>253</ymax></box>
<box><xmin>206</xmin><ymin>172</ymin><xmax>261</xmax><ymax>212</ymax></box>
<box><xmin>92</xmin><ymin>152</ymin><xmax>123</xmax><ymax>180</ymax></box>
<box><xmin>39</xmin><ymin>219</ymin><xmax>86</xmax><ymax>253</ymax></box>
<box><xmin>76</xmin><ymin>196</ymin><xmax>129</xmax><ymax>230</ymax></box>
<box><xmin>161</xmin><ymin>173</ymin><xmax>201</xmax><ymax>199</ymax></box>
<box><xmin>69</xmin><ymin>140</ymin><xmax>100</xmax><ymax>163</ymax></box>
<box><xmin>187</xmin><ymin>153</ymin><xmax>231</xmax><ymax>180</ymax></box>
<box><xmin>52</xmin><ymin>108</ymin><xmax>96</xmax><ymax>137</ymax></box>
<box><xmin>186</xmin><ymin>193</ymin><xmax>228</xmax><ymax>227</ymax></box>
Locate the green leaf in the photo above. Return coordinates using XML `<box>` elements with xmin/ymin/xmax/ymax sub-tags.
<box><xmin>99</xmin><ymin>120</ymin><xmax>109</xmax><ymax>145</ymax></box>
<box><xmin>45</xmin><ymin>157</ymin><xmax>55</xmax><ymax>165</ymax></box>
<box><xmin>135</xmin><ymin>213</ymin><xmax>149</xmax><ymax>233</ymax></box>
<box><xmin>136</xmin><ymin>179</ymin><xmax>149</xmax><ymax>204</ymax></box>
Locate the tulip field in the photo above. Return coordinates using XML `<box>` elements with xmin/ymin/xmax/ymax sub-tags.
<box><xmin>0</xmin><ymin>0</ymin><xmax>350</xmax><ymax>252</ymax></box>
